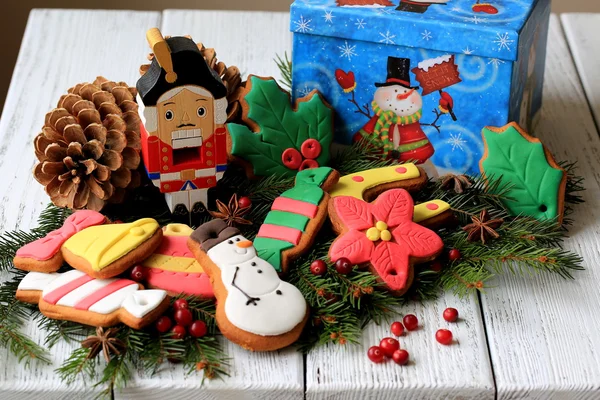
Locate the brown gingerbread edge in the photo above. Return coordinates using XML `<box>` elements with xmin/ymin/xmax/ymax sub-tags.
<box><xmin>187</xmin><ymin>238</ymin><xmax>308</xmax><ymax>351</ymax></box>
<box><xmin>226</xmin><ymin>75</ymin><xmax>335</xmax><ymax>179</ymax></box>
<box><xmin>13</xmin><ymin>251</ymin><xmax>64</xmax><ymax>273</ymax></box>
<box><xmin>62</xmin><ymin>228</ymin><xmax>164</xmax><ymax>279</ymax></box>
<box><xmin>479</xmin><ymin>122</ymin><xmax>567</xmax><ymax>225</ymax></box>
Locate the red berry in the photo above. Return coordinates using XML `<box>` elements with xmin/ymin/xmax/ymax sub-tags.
<box><xmin>367</xmin><ymin>346</ymin><xmax>385</xmax><ymax>363</ymax></box>
<box><xmin>443</xmin><ymin>307</ymin><xmax>459</xmax><ymax>322</ymax></box>
<box><xmin>189</xmin><ymin>320</ymin><xmax>208</xmax><ymax>338</ymax></box>
<box><xmin>334</xmin><ymin>257</ymin><xmax>353</xmax><ymax>275</ymax></box>
<box><xmin>174</xmin><ymin>308</ymin><xmax>193</xmax><ymax>327</ymax></box>
<box><xmin>448</xmin><ymin>249</ymin><xmax>461</xmax><ymax>261</ymax></box>
<box><xmin>379</xmin><ymin>337</ymin><xmax>400</xmax><ymax>358</ymax></box>
<box><xmin>155</xmin><ymin>316</ymin><xmax>172</xmax><ymax>333</ymax></box>
<box><xmin>238</xmin><ymin>196</ymin><xmax>252</xmax><ymax>209</ymax></box>
<box><xmin>310</xmin><ymin>259</ymin><xmax>328</xmax><ymax>276</ymax></box>
<box><xmin>391</xmin><ymin>321</ymin><xmax>404</xmax><ymax>337</ymax></box>
<box><xmin>129</xmin><ymin>265</ymin><xmax>146</xmax><ymax>282</ymax></box>
<box><xmin>173</xmin><ymin>298</ymin><xmax>189</xmax><ymax>310</ymax></box>
<box><xmin>171</xmin><ymin>325</ymin><xmax>187</xmax><ymax>339</ymax></box>
<box><xmin>403</xmin><ymin>314</ymin><xmax>419</xmax><ymax>331</ymax></box>
<box><xmin>435</xmin><ymin>329</ymin><xmax>453</xmax><ymax>345</ymax></box>
<box><xmin>430</xmin><ymin>260</ymin><xmax>443</xmax><ymax>272</ymax></box>
<box><xmin>392</xmin><ymin>349</ymin><xmax>409</xmax><ymax>365</ymax></box>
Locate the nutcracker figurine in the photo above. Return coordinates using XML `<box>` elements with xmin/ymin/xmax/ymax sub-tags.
<box><xmin>136</xmin><ymin>28</ymin><xmax>228</xmax><ymax>218</ymax></box>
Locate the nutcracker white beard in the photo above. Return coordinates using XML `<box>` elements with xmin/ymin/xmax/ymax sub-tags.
<box><xmin>373</xmin><ymin>85</ymin><xmax>423</xmax><ymax>118</ymax></box>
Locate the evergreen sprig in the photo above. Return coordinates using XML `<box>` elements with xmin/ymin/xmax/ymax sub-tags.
<box><xmin>275</xmin><ymin>52</ymin><xmax>292</xmax><ymax>90</ymax></box>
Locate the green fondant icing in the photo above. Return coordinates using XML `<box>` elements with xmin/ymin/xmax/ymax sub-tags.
<box><xmin>228</xmin><ymin>77</ymin><xmax>333</xmax><ymax>178</ymax></box>
<box><xmin>254</xmin><ymin>237</ymin><xmax>294</xmax><ymax>272</ymax></box>
<box><xmin>264</xmin><ymin>211</ymin><xmax>310</xmax><ymax>231</ymax></box>
<box><xmin>282</xmin><ymin>185</ymin><xmax>324</xmax><ymax>205</ymax></box>
<box><xmin>296</xmin><ymin>167</ymin><xmax>332</xmax><ymax>187</ymax></box>
<box><xmin>481</xmin><ymin>125</ymin><xmax>565</xmax><ymax>221</ymax></box>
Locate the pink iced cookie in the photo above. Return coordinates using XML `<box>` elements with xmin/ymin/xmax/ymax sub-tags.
<box><xmin>14</xmin><ymin>210</ymin><xmax>107</xmax><ymax>272</ymax></box>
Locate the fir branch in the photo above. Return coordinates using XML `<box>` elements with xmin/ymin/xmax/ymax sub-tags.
<box><xmin>275</xmin><ymin>52</ymin><xmax>292</xmax><ymax>90</ymax></box>
<box><xmin>56</xmin><ymin>347</ymin><xmax>97</xmax><ymax>385</ymax></box>
<box><xmin>329</xmin><ymin>139</ymin><xmax>398</xmax><ymax>176</ymax></box>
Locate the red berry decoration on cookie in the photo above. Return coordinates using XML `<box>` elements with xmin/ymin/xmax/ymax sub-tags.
<box><xmin>174</xmin><ymin>308</ymin><xmax>193</xmax><ymax>327</ymax></box>
<box><xmin>310</xmin><ymin>260</ymin><xmax>328</xmax><ymax>276</ymax></box>
<box><xmin>301</xmin><ymin>138</ymin><xmax>322</xmax><ymax>159</ymax></box>
<box><xmin>443</xmin><ymin>307</ymin><xmax>459</xmax><ymax>322</ymax></box>
<box><xmin>392</xmin><ymin>349</ymin><xmax>410</xmax><ymax>365</ymax></box>
<box><xmin>189</xmin><ymin>320</ymin><xmax>208</xmax><ymax>338</ymax></box>
<box><xmin>448</xmin><ymin>249</ymin><xmax>461</xmax><ymax>261</ymax></box>
<box><xmin>155</xmin><ymin>316</ymin><xmax>173</xmax><ymax>333</ymax></box>
<box><xmin>379</xmin><ymin>337</ymin><xmax>400</xmax><ymax>358</ymax></box>
<box><xmin>282</xmin><ymin>148</ymin><xmax>303</xmax><ymax>170</ymax></box>
<box><xmin>173</xmin><ymin>298</ymin><xmax>189</xmax><ymax>310</ymax></box>
<box><xmin>171</xmin><ymin>325</ymin><xmax>187</xmax><ymax>339</ymax></box>
<box><xmin>238</xmin><ymin>196</ymin><xmax>252</xmax><ymax>209</ymax></box>
<box><xmin>403</xmin><ymin>314</ymin><xmax>419</xmax><ymax>331</ymax></box>
<box><xmin>367</xmin><ymin>346</ymin><xmax>385</xmax><ymax>363</ymax></box>
<box><xmin>129</xmin><ymin>265</ymin><xmax>146</xmax><ymax>282</ymax></box>
<box><xmin>391</xmin><ymin>321</ymin><xmax>404</xmax><ymax>337</ymax></box>
<box><xmin>299</xmin><ymin>159</ymin><xmax>319</xmax><ymax>171</ymax></box>
<box><xmin>436</xmin><ymin>329</ymin><xmax>453</xmax><ymax>345</ymax></box>
<box><xmin>335</xmin><ymin>257</ymin><xmax>353</xmax><ymax>275</ymax></box>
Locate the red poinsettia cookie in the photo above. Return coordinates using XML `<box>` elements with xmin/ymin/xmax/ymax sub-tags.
<box><xmin>328</xmin><ymin>189</ymin><xmax>444</xmax><ymax>295</ymax></box>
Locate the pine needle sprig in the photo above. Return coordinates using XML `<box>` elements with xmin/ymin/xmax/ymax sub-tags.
<box><xmin>274</xmin><ymin>52</ymin><xmax>292</xmax><ymax>90</ymax></box>
<box><xmin>329</xmin><ymin>139</ymin><xmax>397</xmax><ymax>176</ymax></box>
<box><xmin>56</xmin><ymin>347</ymin><xmax>98</xmax><ymax>385</ymax></box>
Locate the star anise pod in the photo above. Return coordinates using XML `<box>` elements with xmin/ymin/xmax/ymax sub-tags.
<box><xmin>209</xmin><ymin>194</ymin><xmax>252</xmax><ymax>226</ymax></box>
<box><xmin>81</xmin><ymin>327</ymin><xmax>125</xmax><ymax>362</ymax></box>
<box><xmin>463</xmin><ymin>209</ymin><xmax>504</xmax><ymax>244</ymax></box>
<box><xmin>440</xmin><ymin>174</ymin><xmax>472</xmax><ymax>194</ymax></box>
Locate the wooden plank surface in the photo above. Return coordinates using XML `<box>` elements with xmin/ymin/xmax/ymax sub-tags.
<box><xmin>116</xmin><ymin>10</ymin><xmax>304</xmax><ymax>400</ymax></box>
<box><xmin>480</xmin><ymin>15</ymin><xmax>600</xmax><ymax>400</ymax></box>
<box><xmin>561</xmin><ymin>13</ymin><xmax>600</xmax><ymax>127</ymax></box>
<box><xmin>0</xmin><ymin>9</ymin><xmax>161</xmax><ymax>399</ymax></box>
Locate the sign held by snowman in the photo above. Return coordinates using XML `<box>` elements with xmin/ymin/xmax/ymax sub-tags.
<box><xmin>337</xmin><ymin>56</ymin><xmax>461</xmax><ymax>165</ymax></box>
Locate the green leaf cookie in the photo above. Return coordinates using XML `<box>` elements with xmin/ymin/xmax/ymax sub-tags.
<box><xmin>228</xmin><ymin>76</ymin><xmax>334</xmax><ymax>177</ymax></box>
<box><xmin>480</xmin><ymin>123</ymin><xmax>566</xmax><ymax>223</ymax></box>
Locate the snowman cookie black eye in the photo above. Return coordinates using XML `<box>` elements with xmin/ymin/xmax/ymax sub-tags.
<box><xmin>197</xmin><ymin>106</ymin><xmax>207</xmax><ymax>118</ymax></box>
<box><xmin>165</xmin><ymin>110</ymin><xmax>174</xmax><ymax>120</ymax></box>
<box><xmin>251</xmin><ymin>262</ymin><xmax>256</xmax><ymax>266</ymax></box>
<box><xmin>227</xmin><ymin>240</ymin><xmax>233</xmax><ymax>244</ymax></box>
<box><xmin>235</xmin><ymin>238</ymin><xmax>241</xmax><ymax>242</ymax></box>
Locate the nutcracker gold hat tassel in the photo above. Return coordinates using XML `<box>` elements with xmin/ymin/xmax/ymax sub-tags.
<box><xmin>146</xmin><ymin>28</ymin><xmax>178</xmax><ymax>84</ymax></box>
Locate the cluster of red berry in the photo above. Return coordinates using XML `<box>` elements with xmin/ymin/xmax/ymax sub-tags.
<box><xmin>367</xmin><ymin>308</ymin><xmax>460</xmax><ymax>364</ymax></box>
<box><xmin>310</xmin><ymin>257</ymin><xmax>353</xmax><ymax>276</ymax></box>
<box><xmin>154</xmin><ymin>299</ymin><xmax>208</xmax><ymax>339</ymax></box>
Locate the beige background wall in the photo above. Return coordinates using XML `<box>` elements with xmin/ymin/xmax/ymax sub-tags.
<box><xmin>0</xmin><ymin>0</ymin><xmax>597</xmax><ymax>113</ymax></box>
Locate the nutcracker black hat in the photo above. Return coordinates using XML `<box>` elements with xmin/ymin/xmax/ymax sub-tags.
<box><xmin>190</xmin><ymin>219</ymin><xmax>241</xmax><ymax>252</ymax></box>
<box><xmin>375</xmin><ymin>56</ymin><xmax>419</xmax><ymax>90</ymax></box>
<box><xmin>137</xmin><ymin>32</ymin><xmax>227</xmax><ymax>106</ymax></box>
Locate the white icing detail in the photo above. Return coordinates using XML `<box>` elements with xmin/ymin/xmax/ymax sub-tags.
<box><xmin>89</xmin><ymin>284</ymin><xmax>140</xmax><ymax>315</ymax></box>
<box><xmin>18</xmin><ymin>272</ymin><xmax>60</xmax><ymax>291</ymax></box>
<box><xmin>214</xmin><ymin>97</ymin><xmax>228</xmax><ymax>124</ymax></box>
<box><xmin>56</xmin><ymin>279</ymin><xmax>112</xmax><ymax>307</ymax></box>
<box><xmin>417</xmin><ymin>54</ymin><xmax>453</xmax><ymax>72</ymax></box>
<box><xmin>195</xmin><ymin>168</ymin><xmax>216</xmax><ymax>178</ymax></box>
<box><xmin>41</xmin><ymin>270</ymin><xmax>87</xmax><ymax>298</ymax></box>
<box><xmin>206</xmin><ymin>235</ymin><xmax>307</xmax><ymax>336</ymax></box>
<box><xmin>121</xmin><ymin>290</ymin><xmax>167</xmax><ymax>318</ymax></box>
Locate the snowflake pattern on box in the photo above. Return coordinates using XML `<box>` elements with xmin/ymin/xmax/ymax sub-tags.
<box><xmin>290</xmin><ymin>0</ymin><xmax>550</xmax><ymax>174</ymax></box>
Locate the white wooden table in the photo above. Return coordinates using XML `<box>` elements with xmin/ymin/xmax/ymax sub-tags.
<box><xmin>0</xmin><ymin>9</ymin><xmax>599</xmax><ymax>400</ymax></box>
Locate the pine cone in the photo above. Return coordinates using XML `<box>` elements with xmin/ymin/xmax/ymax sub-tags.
<box><xmin>140</xmin><ymin>39</ymin><xmax>243</xmax><ymax>122</ymax></box>
<box><xmin>33</xmin><ymin>77</ymin><xmax>142</xmax><ymax>211</ymax></box>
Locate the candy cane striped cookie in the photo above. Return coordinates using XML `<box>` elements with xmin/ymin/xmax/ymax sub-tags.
<box><xmin>16</xmin><ymin>270</ymin><xmax>169</xmax><ymax>329</ymax></box>
<box><xmin>14</xmin><ymin>210</ymin><xmax>107</xmax><ymax>273</ymax></box>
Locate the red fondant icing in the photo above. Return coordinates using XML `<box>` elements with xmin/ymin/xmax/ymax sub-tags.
<box><xmin>153</xmin><ymin>236</ymin><xmax>193</xmax><ymax>258</ymax></box>
<box><xmin>352</xmin><ymin>176</ymin><xmax>364</xmax><ymax>182</ymax></box>
<box><xmin>43</xmin><ymin>274</ymin><xmax>94</xmax><ymax>305</ymax></box>
<box><xmin>329</xmin><ymin>189</ymin><xmax>443</xmax><ymax>292</ymax></box>
<box><xmin>426</xmin><ymin>203</ymin><xmax>439</xmax><ymax>210</ymax></box>
<box><xmin>282</xmin><ymin>148</ymin><xmax>302</xmax><ymax>170</ymax></box>
<box><xmin>395</xmin><ymin>167</ymin><xmax>408</xmax><ymax>174</ymax></box>
<box><xmin>301</xmin><ymin>139</ymin><xmax>322</xmax><ymax>159</ymax></box>
<box><xmin>74</xmin><ymin>279</ymin><xmax>136</xmax><ymax>310</ymax></box>
<box><xmin>299</xmin><ymin>159</ymin><xmax>319</xmax><ymax>171</ymax></box>
<box><xmin>257</xmin><ymin>224</ymin><xmax>302</xmax><ymax>245</ymax></box>
<box><xmin>272</xmin><ymin>197</ymin><xmax>318</xmax><ymax>218</ymax></box>
<box><xmin>144</xmin><ymin>267</ymin><xmax>214</xmax><ymax>298</ymax></box>
<box><xmin>16</xmin><ymin>210</ymin><xmax>106</xmax><ymax>261</ymax></box>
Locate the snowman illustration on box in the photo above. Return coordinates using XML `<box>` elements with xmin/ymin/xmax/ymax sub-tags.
<box><xmin>136</xmin><ymin>29</ymin><xmax>229</xmax><ymax>221</ymax></box>
<box><xmin>342</xmin><ymin>56</ymin><xmax>458</xmax><ymax>167</ymax></box>
<box><xmin>189</xmin><ymin>219</ymin><xmax>307</xmax><ymax>351</ymax></box>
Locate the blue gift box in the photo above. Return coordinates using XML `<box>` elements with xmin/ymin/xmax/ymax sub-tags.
<box><xmin>290</xmin><ymin>0</ymin><xmax>551</xmax><ymax>174</ymax></box>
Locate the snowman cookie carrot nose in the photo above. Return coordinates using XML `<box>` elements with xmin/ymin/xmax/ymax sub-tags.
<box><xmin>187</xmin><ymin>219</ymin><xmax>308</xmax><ymax>351</ymax></box>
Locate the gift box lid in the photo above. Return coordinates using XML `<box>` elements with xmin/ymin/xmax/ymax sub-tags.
<box><xmin>290</xmin><ymin>0</ymin><xmax>543</xmax><ymax>61</ymax></box>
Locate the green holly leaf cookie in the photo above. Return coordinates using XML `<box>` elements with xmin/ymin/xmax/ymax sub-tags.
<box><xmin>480</xmin><ymin>123</ymin><xmax>566</xmax><ymax>223</ymax></box>
<box><xmin>228</xmin><ymin>76</ymin><xmax>334</xmax><ymax>177</ymax></box>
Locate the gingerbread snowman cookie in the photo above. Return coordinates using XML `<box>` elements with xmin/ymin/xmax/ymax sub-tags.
<box><xmin>188</xmin><ymin>219</ymin><xmax>308</xmax><ymax>351</ymax></box>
